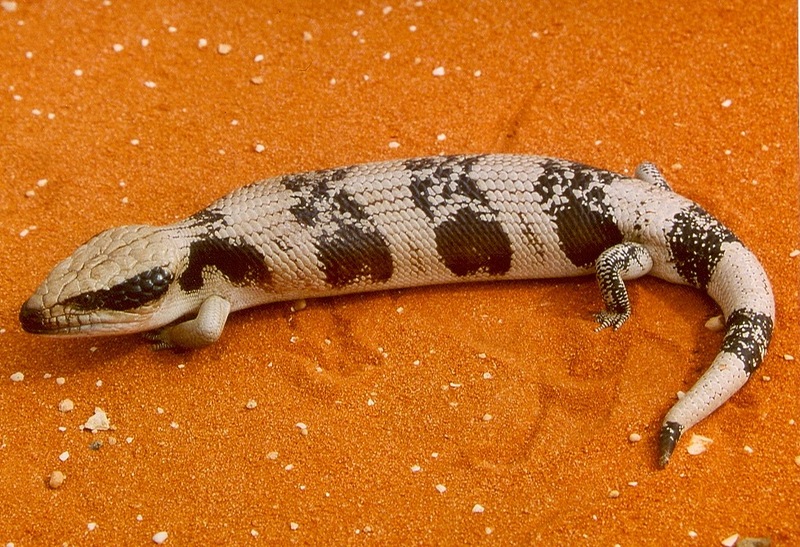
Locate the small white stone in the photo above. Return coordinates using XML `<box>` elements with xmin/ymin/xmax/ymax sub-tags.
<box><xmin>295</xmin><ymin>422</ymin><xmax>308</xmax><ymax>435</ymax></box>
<box><xmin>410</xmin><ymin>464</ymin><xmax>421</xmax><ymax>472</ymax></box>
<box><xmin>721</xmin><ymin>99</ymin><xmax>733</xmax><ymax>108</ymax></box>
<box><xmin>382</xmin><ymin>6</ymin><xmax>392</xmax><ymax>14</ymax></box>
<box><xmin>267</xmin><ymin>451</ymin><xmax>279</xmax><ymax>460</ymax></box>
<box><xmin>721</xmin><ymin>533</ymin><xmax>739</xmax><ymax>547</ymax></box>
<box><xmin>144</xmin><ymin>80</ymin><xmax>157</xmax><ymax>88</ymax></box>
<box><xmin>688</xmin><ymin>530</ymin><xmax>698</xmax><ymax>538</ymax></box>
<box><xmin>482</xmin><ymin>372</ymin><xmax>493</xmax><ymax>379</ymax></box>
<box><xmin>198</xmin><ymin>38</ymin><xmax>208</xmax><ymax>48</ymax></box>
<box><xmin>482</xmin><ymin>413</ymin><xmax>492</xmax><ymax>422</ymax></box>
<box><xmin>686</xmin><ymin>434</ymin><xmax>713</xmax><ymax>456</ymax></box>
<box><xmin>10</xmin><ymin>372</ymin><xmax>24</xmax><ymax>382</ymax></box>
<box><xmin>112</xmin><ymin>43</ymin><xmax>124</xmax><ymax>52</ymax></box>
<box><xmin>217</xmin><ymin>43</ymin><xmax>232</xmax><ymax>55</ymax></box>
<box><xmin>254</xmin><ymin>53</ymin><xmax>264</xmax><ymax>62</ymax></box>
<box><xmin>170</xmin><ymin>421</ymin><xmax>179</xmax><ymax>429</ymax></box>
<box><xmin>250</xmin><ymin>529</ymin><xmax>259</xmax><ymax>538</ymax></box>
<box><xmin>289</xmin><ymin>522</ymin><xmax>299</xmax><ymax>531</ymax></box>
<box><xmin>56</xmin><ymin>377</ymin><xmax>66</xmax><ymax>385</ymax></box>
<box><xmin>130</xmin><ymin>139</ymin><xmax>140</xmax><ymax>146</ymax></box>
<box><xmin>388</xmin><ymin>141</ymin><xmax>400</xmax><ymax>149</ymax></box>
<box><xmin>789</xmin><ymin>249</ymin><xmax>800</xmax><ymax>258</ymax></box>
<box><xmin>472</xmin><ymin>503</ymin><xmax>485</xmax><ymax>514</ymax></box>
<box><xmin>436</xmin><ymin>133</ymin><xmax>446</xmax><ymax>141</ymax></box>
<box><xmin>409</xmin><ymin>25</ymin><xmax>417</xmax><ymax>32</ymax></box>
<box><xmin>152</xmin><ymin>531</ymin><xmax>168</xmax><ymax>544</ymax></box>
<box><xmin>704</xmin><ymin>315</ymin><xmax>725</xmax><ymax>331</ymax></box>
<box><xmin>37</xmin><ymin>178</ymin><xmax>48</xmax><ymax>187</ymax></box>
<box><xmin>432</xmin><ymin>66</ymin><xmax>445</xmax><ymax>77</ymax></box>
<box><xmin>284</xmin><ymin>463</ymin><xmax>294</xmax><ymax>471</ymax></box>
<box><xmin>473</xmin><ymin>69</ymin><xmax>482</xmax><ymax>77</ymax></box>
<box><xmin>59</xmin><ymin>451</ymin><xmax>70</xmax><ymax>462</ymax></box>
<box><xmin>141</xmin><ymin>38</ymin><xmax>150</xmax><ymax>47</ymax></box>
<box><xmin>246</xmin><ymin>399</ymin><xmax>257</xmax><ymax>409</ymax></box>
<box><xmin>794</xmin><ymin>455</ymin><xmax>800</xmax><ymax>466</ymax></box>
<box><xmin>254</xmin><ymin>143</ymin><xmax>266</xmax><ymax>153</ymax></box>
<box><xmin>784</xmin><ymin>354</ymin><xmax>795</xmax><ymax>361</ymax></box>
<box><xmin>743</xmin><ymin>445</ymin><xmax>754</xmax><ymax>454</ymax></box>
<box><xmin>58</xmin><ymin>399</ymin><xmax>74</xmax><ymax>412</ymax></box>
<box><xmin>87</xmin><ymin>522</ymin><xmax>97</xmax><ymax>531</ymax></box>
<box><xmin>74</xmin><ymin>68</ymin><xmax>83</xmax><ymax>76</ymax></box>
<box><xmin>1</xmin><ymin>1</ymin><xmax>18</xmax><ymax>12</ymax></box>
<box><xmin>83</xmin><ymin>407</ymin><xmax>111</xmax><ymax>431</ymax></box>
<box><xmin>48</xmin><ymin>470</ymin><xmax>66</xmax><ymax>489</ymax></box>
<box><xmin>382</xmin><ymin>52</ymin><xmax>391</xmax><ymax>60</ymax></box>
<box><xmin>435</xmin><ymin>484</ymin><xmax>447</xmax><ymax>493</ymax></box>
<box><xmin>303</xmin><ymin>31</ymin><xmax>312</xmax><ymax>42</ymax></box>
<box><xmin>608</xmin><ymin>489</ymin><xmax>620</xmax><ymax>498</ymax></box>
<box><xmin>628</xmin><ymin>433</ymin><xmax>641</xmax><ymax>443</ymax></box>
<box><xmin>367</xmin><ymin>398</ymin><xmax>375</xmax><ymax>406</ymax></box>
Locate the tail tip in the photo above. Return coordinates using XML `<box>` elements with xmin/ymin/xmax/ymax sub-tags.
<box><xmin>658</xmin><ymin>421</ymin><xmax>683</xmax><ymax>468</ymax></box>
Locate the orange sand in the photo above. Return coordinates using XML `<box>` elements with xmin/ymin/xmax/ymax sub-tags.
<box><xmin>1</xmin><ymin>1</ymin><xmax>798</xmax><ymax>545</ymax></box>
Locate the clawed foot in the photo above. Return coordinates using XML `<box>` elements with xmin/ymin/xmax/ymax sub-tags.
<box><xmin>142</xmin><ymin>330</ymin><xmax>180</xmax><ymax>351</ymax></box>
<box><xmin>594</xmin><ymin>310</ymin><xmax>630</xmax><ymax>332</ymax></box>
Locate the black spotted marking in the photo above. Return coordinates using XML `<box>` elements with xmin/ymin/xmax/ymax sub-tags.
<box><xmin>286</xmin><ymin>168</ymin><xmax>393</xmax><ymax>288</ymax></box>
<box><xmin>720</xmin><ymin>309</ymin><xmax>774</xmax><ymax>375</ymax></box>
<box><xmin>64</xmin><ymin>266</ymin><xmax>174</xmax><ymax>311</ymax></box>
<box><xmin>535</xmin><ymin>160</ymin><xmax>624</xmax><ymax>269</ymax></box>
<box><xmin>665</xmin><ymin>204</ymin><xmax>740</xmax><ymax>289</ymax></box>
<box><xmin>404</xmin><ymin>155</ymin><xmax>512</xmax><ymax>276</ymax></box>
<box><xmin>179</xmin><ymin>238</ymin><xmax>270</xmax><ymax>292</ymax></box>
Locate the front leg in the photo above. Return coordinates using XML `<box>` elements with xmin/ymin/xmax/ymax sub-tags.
<box><xmin>594</xmin><ymin>242</ymin><xmax>653</xmax><ymax>331</ymax></box>
<box><xmin>147</xmin><ymin>295</ymin><xmax>232</xmax><ymax>350</ymax></box>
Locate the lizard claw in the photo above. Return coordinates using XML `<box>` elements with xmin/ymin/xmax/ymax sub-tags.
<box><xmin>594</xmin><ymin>310</ymin><xmax>630</xmax><ymax>332</ymax></box>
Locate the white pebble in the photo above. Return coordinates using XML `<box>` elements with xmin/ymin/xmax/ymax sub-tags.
<box><xmin>254</xmin><ymin>143</ymin><xmax>266</xmax><ymax>153</ymax></box>
<box><xmin>482</xmin><ymin>413</ymin><xmax>492</xmax><ymax>422</ymax></box>
<box><xmin>141</xmin><ymin>38</ymin><xmax>149</xmax><ymax>47</ymax></box>
<box><xmin>382</xmin><ymin>6</ymin><xmax>392</xmax><ymax>14</ymax></box>
<box><xmin>628</xmin><ymin>433</ymin><xmax>641</xmax><ymax>443</ymax></box>
<box><xmin>289</xmin><ymin>522</ymin><xmax>299</xmax><ymax>531</ymax></box>
<box><xmin>436</xmin><ymin>133</ymin><xmax>446</xmax><ymax>141</ymax></box>
<box><xmin>784</xmin><ymin>354</ymin><xmax>795</xmax><ymax>361</ymax></box>
<box><xmin>74</xmin><ymin>68</ymin><xmax>83</xmax><ymax>76</ymax></box>
<box><xmin>254</xmin><ymin>54</ymin><xmax>264</xmax><ymax>62</ymax></box>
<box><xmin>87</xmin><ymin>522</ymin><xmax>97</xmax><ymax>531</ymax></box>
<box><xmin>704</xmin><ymin>315</ymin><xmax>725</xmax><ymax>331</ymax></box>
<box><xmin>170</xmin><ymin>422</ymin><xmax>179</xmax><ymax>429</ymax></box>
<box><xmin>432</xmin><ymin>66</ymin><xmax>445</xmax><ymax>77</ymax></box>
<box><xmin>472</xmin><ymin>504</ymin><xmax>485</xmax><ymax>514</ymax></box>
<box><xmin>721</xmin><ymin>533</ymin><xmax>739</xmax><ymax>547</ymax></box>
<box><xmin>721</xmin><ymin>99</ymin><xmax>733</xmax><ymax>108</ymax></box>
<box><xmin>789</xmin><ymin>249</ymin><xmax>800</xmax><ymax>258</ymax></box>
<box><xmin>688</xmin><ymin>530</ymin><xmax>698</xmax><ymax>538</ymax></box>
<box><xmin>382</xmin><ymin>52</ymin><xmax>391</xmax><ymax>60</ymax></box>
<box><xmin>130</xmin><ymin>139</ymin><xmax>140</xmax><ymax>146</ymax></box>
<box><xmin>112</xmin><ymin>43</ymin><xmax>124</xmax><ymax>52</ymax></box>
<box><xmin>388</xmin><ymin>141</ymin><xmax>400</xmax><ymax>149</ymax></box>
<box><xmin>83</xmin><ymin>407</ymin><xmax>111</xmax><ymax>431</ymax></box>
<box><xmin>58</xmin><ymin>399</ymin><xmax>74</xmax><ymax>412</ymax></box>
<box><xmin>144</xmin><ymin>80</ymin><xmax>157</xmax><ymax>88</ymax></box>
<box><xmin>473</xmin><ymin>69</ymin><xmax>482</xmax><ymax>77</ymax></box>
<box><xmin>794</xmin><ymin>455</ymin><xmax>800</xmax><ymax>466</ymax></box>
<box><xmin>167</xmin><ymin>26</ymin><xmax>177</xmax><ymax>33</ymax></box>
<box><xmin>482</xmin><ymin>372</ymin><xmax>493</xmax><ymax>379</ymax></box>
<box><xmin>10</xmin><ymin>372</ymin><xmax>24</xmax><ymax>382</ymax></box>
<box><xmin>303</xmin><ymin>31</ymin><xmax>312</xmax><ymax>42</ymax></box>
<box><xmin>608</xmin><ymin>489</ymin><xmax>620</xmax><ymax>498</ymax></box>
<box><xmin>686</xmin><ymin>434</ymin><xmax>713</xmax><ymax>456</ymax></box>
<box><xmin>410</xmin><ymin>464</ymin><xmax>421</xmax><ymax>473</ymax></box>
<box><xmin>56</xmin><ymin>377</ymin><xmax>66</xmax><ymax>385</ymax></box>
<box><xmin>59</xmin><ymin>451</ymin><xmax>70</xmax><ymax>462</ymax></box>
<box><xmin>250</xmin><ymin>529</ymin><xmax>259</xmax><ymax>538</ymax></box>
<box><xmin>435</xmin><ymin>484</ymin><xmax>447</xmax><ymax>493</ymax></box>
<box><xmin>217</xmin><ymin>43</ymin><xmax>232</xmax><ymax>55</ymax></box>
<box><xmin>743</xmin><ymin>445</ymin><xmax>753</xmax><ymax>454</ymax></box>
<box><xmin>246</xmin><ymin>399</ymin><xmax>257</xmax><ymax>409</ymax></box>
<box><xmin>48</xmin><ymin>470</ymin><xmax>66</xmax><ymax>489</ymax></box>
<box><xmin>197</xmin><ymin>38</ymin><xmax>208</xmax><ymax>48</ymax></box>
<box><xmin>152</xmin><ymin>531</ymin><xmax>168</xmax><ymax>544</ymax></box>
<box><xmin>267</xmin><ymin>451</ymin><xmax>279</xmax><ymax>460</ymax></box>
<box><xmin>284</xmin><ymin>463</ymin><xmax>294</xmax><ymax>471</ymax></box>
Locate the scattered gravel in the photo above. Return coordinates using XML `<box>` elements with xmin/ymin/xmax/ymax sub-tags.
<box><xmin>245</xmin><ymin>399</ymin><xmax>257</xmax><ymax>409</ymax></box>
<box><xmin>608</xmin><ymin>490</ymin><xmax>620</xmax><ymax>498</ymax></box>
<box><xmin>472</xmin><ymin>504</ymin><xmax>485</xmax><ymax>514</ymax></box>
<box><xmin>152</xmin><ymin>531</ymin><xmax>168</xmax><ymax>544</ymax></box>
<box><xmin>58</xmin><ymin>451</ymin><xmax>70</xmax><ymax>462</ymax></box>
<box><xmin>48</xmin><ymin>470</ymin><xmax>65</xmax><ymax>489</ymax></box>
<box><xmin>289</xmin><ymin>522</ymin><xmax>299</xmax><ymax>531</ymax></box>
<box><xmin>217</xmin><ymin>43</ymin><xmax>232</xmax><ymax>55</ymax></box>
<box><xmin>721</xmin><ymin>533</ymin><xmax>739</xmax><ymax>547</ymax></box>
<box><xmin>432</xmin><ymin>66</ymin><xmax>445</xmax><ymax>77</ymax></box>
<box><xmin>10</xmin><ymin>372</ymin><xmax>24</xmax><ymax>382</ymax></box>
<box><xmin>435</xmin><ymin>484</ymin><xmax>446</xmax><ymax>493</ymax></box>
<box><xmin>628</xmin><ymin>433</ymin><xmax>641</xmax><ymax>442</ymax></box>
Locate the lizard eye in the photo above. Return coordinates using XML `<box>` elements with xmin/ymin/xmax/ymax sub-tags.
<box><xmin>70</xmin><ymin>292</ymin><xmax>102</xmax><ymax>310</ymax></box>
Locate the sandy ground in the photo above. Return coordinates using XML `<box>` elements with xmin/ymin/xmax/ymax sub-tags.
<box><xmin>1</xmin><ymin>1</ymin><xmax>798</xmax><ymax>545</ymax></box>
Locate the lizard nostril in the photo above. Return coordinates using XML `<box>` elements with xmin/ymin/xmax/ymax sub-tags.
<box><xmin>19</xmin><ymin>298</ymin><xmax>47</xmax><ymax>333</ymax></box>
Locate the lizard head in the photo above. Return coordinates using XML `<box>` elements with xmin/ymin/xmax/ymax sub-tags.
<box><xmin>20</xmin><ymin>225</ymin><xmax>187</xmax><ymax>337</ymax></box>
